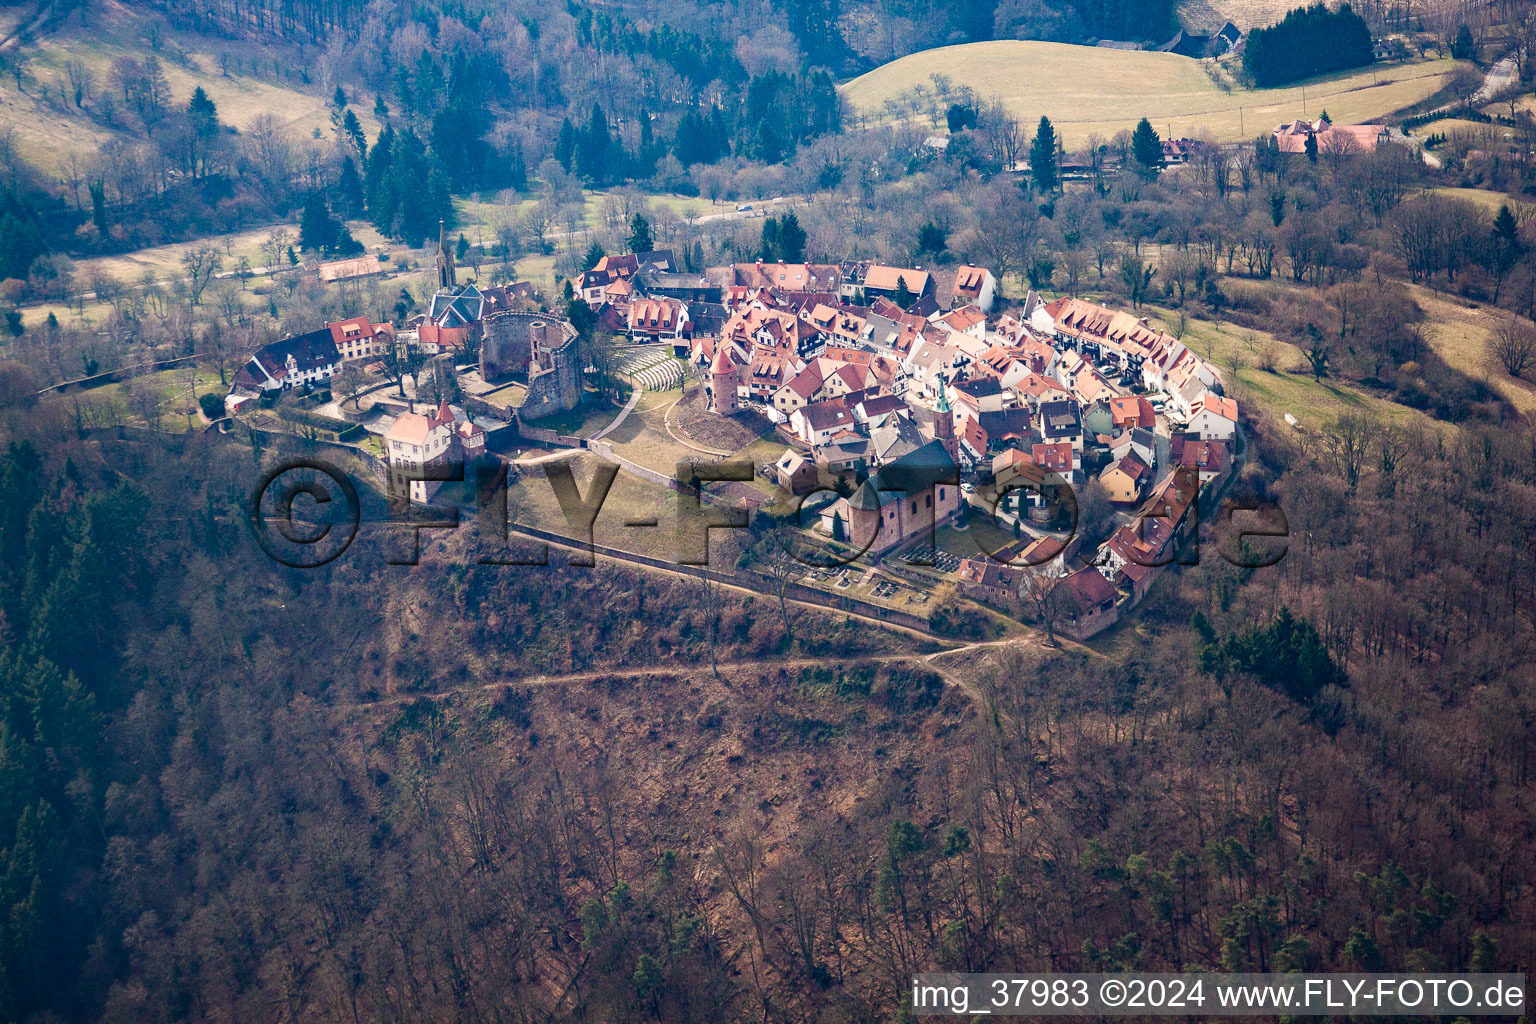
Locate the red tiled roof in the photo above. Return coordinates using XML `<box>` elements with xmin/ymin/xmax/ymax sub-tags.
<box><xmin>1032</xmin><ymin>442</ymin><xmax>1075</xmax><ymax>473</ymax></box>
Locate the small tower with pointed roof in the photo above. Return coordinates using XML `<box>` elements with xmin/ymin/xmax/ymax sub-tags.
<box><xmin>708</xmin><ymin>344</ymin><xmax>739</xmax><ymax>415</ymax></box>
<box><xmin>847</xmin><ymin>478</ymin><xmax>883</xmax><ymax>552</ymax></box>
<box><xmin>435</xmin><ymin>219</ymin><xmax>456</xmax><ymax>290</ymax></box>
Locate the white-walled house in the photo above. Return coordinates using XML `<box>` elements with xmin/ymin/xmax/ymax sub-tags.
<box><xmin>229</xmin><ymin>328</ymin><xmax>342</xmax><ymax>402</ymax></box>
<box><xmin>1185</xmin><ymin>395</ymin><xmax>1239</xmax><ymax>440</ymax></box>
<box><xmin>386</xmin><ymin>402</ymin><xmax>461</xmax><ymax>505</ymax></box>
<box><xmin>949</xmin><ymin>265</ymin><xmax>997</xmax><ymax>312</ymax></box>
<box><xmin>791</xmin><ymin>401</ymin><xmax>857</xmax><ymax>445</ymax></box>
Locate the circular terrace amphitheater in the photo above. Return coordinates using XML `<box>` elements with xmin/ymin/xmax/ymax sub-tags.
<box><xmin>619</xmin><ymin>348</ymin><xmax>685</xmax><ymax>391</ymax></box>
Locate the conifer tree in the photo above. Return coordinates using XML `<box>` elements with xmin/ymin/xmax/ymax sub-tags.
<box><xmin>1030</xmin><ymin>116</ymin><xmax>1058</xmax><ymax>193</ymax></box>
<box><xmin>1131</xmin><ymin>118</ymin><xmax>1163</xmax><ymax>173</ymax></box>
<box><xmin>627</xmin><ymin>213</ymin><xmax>653</xmax><ymax>253</ymax></box>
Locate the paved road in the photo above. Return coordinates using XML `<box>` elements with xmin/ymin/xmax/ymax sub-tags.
<box><xmin>1425</xmin><ymin>54</ymin><xmax>1518</xmax><ymax>117</ymax></box>
<box><xmin>1470</xmin><ymin>54</ymin><xmax>1519</xmax><ymax>106</ymax></box>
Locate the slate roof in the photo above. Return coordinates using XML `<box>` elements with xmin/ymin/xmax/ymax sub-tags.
<box><xmin>428</xmin><ymin>284</ymin><xmax>485</xmax><ymax>327</ymax></box>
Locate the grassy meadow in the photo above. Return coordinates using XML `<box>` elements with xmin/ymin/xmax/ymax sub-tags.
<box><xmin>4</xmin><ymin>3</ymin><xmax>380</xmax><ymax>176</ymax></box>
<box><xmin>843</xmin><ymin>41</ymin><xmax>1467</xmax><ymax>146</ymax></box>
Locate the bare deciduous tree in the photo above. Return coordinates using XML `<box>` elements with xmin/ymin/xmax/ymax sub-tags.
<box><xmin>1019</xmin><ymin>563</ymin><xmax>1068</xmax><ymax>647</ymax></box>
<box><xmin>182</xmin><ymin>245</ymin><xmax>223</xmax><ymax>305</ymax></box>
<box><xmin>1491</xmin><ymin>319</ymin><xmax>1536</xmax><ymax>379</ymax></box>
<box><xmin>1325</xmin><ymin>412</ymin><xmax>1377</xmax><ymax>491</ymax></box>
<box><xmin>758</xmin><ymin>530</ymin><xmax>802</xmax><ymax>642</ymax></box>
<box><xmin>334</xmin><ymin>361</ymin><xmax>368</xmax><ymax>410</ymax></box>
<box><xmin>126</xmin><ymin>372</ymin><xmax>164</xmax><ymax>432</ymax></box>
<box><xmin>695</xmin><ymin>572</ymin><xmax>722</xmax><ymax>677</ymax></box>
<box><xmin>64</xmin><ymin>58</ymin><xmax>91</xmax><ymax>107</ymax></box>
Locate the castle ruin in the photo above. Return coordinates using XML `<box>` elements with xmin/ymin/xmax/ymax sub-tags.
<box><xmin>479</xmin><ymin>311</ymin><xmax>582</xmax><ymax>421</ymax></box>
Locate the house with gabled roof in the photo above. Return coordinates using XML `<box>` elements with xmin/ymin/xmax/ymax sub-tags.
<box><xmin>1099</xmin><ymin>450</ymin><xmax>1152</xmax><ymax>504</ymax></box>
<box><xmin>772</xmin><ymin>364</ymin><xmax>825</xmax><ymax>414</ymax></box>
<box><xmin>627</xmin><ymin>297</ymin><xmax>691</xmax><ymax>345</ymax></box>
<box><xmin>1016</xmin><ymin>533</ymin><xmax>1078</xmax><ymax>575</ymax></box>
<box><xmin>1012</xmin><ymin>372</ymin><xmax>1072</xmax><ymax>410</ymax></box>
<box><xmin>384</xmin><ymin>399</ymin><xmax>481</xmax><ymax>505</ymax></box>
<box><xmin>1172</xmin><ymin>436</ymin><xmax>1232</xmax><ymax>490</ymax></box>
<box><xmin>1186</xmin><ymin>394</ymin><xmax>1239</xmax><ymax>440</ymax></box>
<box><xmin>1110</xmin><ymin>426</ymin><xmax>1158</xmax><ymax>469</ymax></box>
<box><xmin>770</xmin><ymin>449</ymin><xmax>820</xmax><ymax>495</ymax></box>
<box><xmin>791</xmin><ymin>400</ymin><xmax>856</xmax><ymax>445</ymax></box>
<box><xmin>949</xmin><ymin>376</ymin><xmax>1008</xmax><ymax>417</ymax></box>
<box><xmin>948</xmin><ymin>265</ymin><xmax>997</xmax><ymax>312</ymax></box>
<box><xmin>1073</xmin><ymin>367</ymin><xmax>1117</xmax><ymax>407</ymax></box>
<box><xmin>720</xmin><ymin>261</ymin><xmax>844</xmax><ymax>293</ymax></box>
<box><xmin>871</xmin><ymin>414</ymin><xmax>927</xmax><ymax>466</ymax></box>
<box><xmin>852</xmin><ymin>392</ymin><xmax>906</xmax><ymax>427</ymax></box>
<box><xmin>1110</xmin><ymin>395</ymin><xmax>1156</xmax><ymax>431</ymax></box>
<box><xmin>1032</xmin><ymin>441</ymin><xmax>1081</xmax><ymax>482</ymax></box>
<box><xmin>637</xmin><ymin>270</ymin><xmax>720</xmax><ymax>304</ymax></box>
<box><xmin>1038</xmin><ymin>398</ymin><xmax>1083</xmax><ymax>452</ymax></box>
<box><xmin>933</xmin><ymin>304</ymin><xmax>988</xmax><ymax>341</ymax></box>
<box><xmin>229</xmin><ymin>328</ymin><xmax>342</xmax><ymax>400</ymax></box>
<box><xmin>843</xmin><ymin>263</ymin><xmax>933</xmax><ymax>304</ymax></box>
<box><xmin>1034</xmin><ymin>298</ymin><xmax>1161</xmax><ymax>363</ymax></box>
<box><xmin>904</xmin><ymin>336</ymin><xmax>968</xmax><ymax>396</ymax></box>
<box><xmin>956</xmin><ymin>558</ymin><xmax>1019</xmax><ymax>603</ymax></box>
<box><xmin>962</xmin><ymin>408</ymin><xmax>1036</xmax><ymax>460</ymax></box>
<box><xmin>1058</xmin><ymin>567</ymin><xmax>1120</xmax><ymax>640</ymax></box>
<box><xmin>1273</xmin><ymin>116</ymin><xmax>1388</xmax><ymax>155</ymax></box>
<box><xmin>314</xmin><ymin>253</ymin><xmax>388</xmax><ymax>284</ymax></box>
<box><xmin>814</xmin><ymin>430</ymin><xmax>871</xmax><ymax>475</ymax></box>
<box><xmin>577</xmin><ymin>250</ymin><xmax>675</xmax><ymax>302</ymax></box>
<box><xmin>324</xmin><ymin>316</ymin><xmax>394</xmax><ymax>363</ymax></box>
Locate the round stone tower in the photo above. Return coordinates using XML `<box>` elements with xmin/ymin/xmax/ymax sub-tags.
<box><xmin>709</xmin><ymin>345</ymin><xmax>739</xmax><ymax>415</ymax></box>
<box><xmin>847</xmin><ymin>478</ymin><xmax>883</xmax><ymax>553</ymax></box>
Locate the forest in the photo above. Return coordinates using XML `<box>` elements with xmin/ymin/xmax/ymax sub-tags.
<box><xmin>0</xmin><ymin>0</ymin><xmax>1535</xmax><ymax>1019</ymax></box>
<box><xmin>1243</xmin><ymin>3</ymin><xmax>1375</xmax><ymax>87</ymax></box>
<box><xmin>0</xmin><ymin>354</ymin><xmax>1532</xmax><ymax>1021</ymax></box>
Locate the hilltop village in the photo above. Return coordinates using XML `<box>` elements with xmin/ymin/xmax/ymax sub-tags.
<box><xmin>223</xmin><ymin>227</ymin><xmax>1238</xmax><ymax>640</ymax></box>
<box><xmin>662</xmin><ymin>256</ymin><xmax>1237</xmax><ymax>639</ymax></box>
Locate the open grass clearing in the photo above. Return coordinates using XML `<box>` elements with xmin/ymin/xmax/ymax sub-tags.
<box><xmin>1431</xmin><ymin>186</ymin><xmax>1533</xmax><ymax>217</ymax></box>
<box><xmin>844</xmin><ymin>42</ymin><xmax>1465</xmax><ymax>146</ymax></box>
<box><xmin>3</xmin><ymin>1</ymin><xmax>380</xmax><ymax>175</ymax></box>
<box><xmin>1405</xmin><ymin>285</ymin><xmax>1536</xmax><ymax>415</ymax></box>
<box><xmin>1138</xmin><ymin>302</ymin><xmax>1445</xmax><ymax>430</ymax></box>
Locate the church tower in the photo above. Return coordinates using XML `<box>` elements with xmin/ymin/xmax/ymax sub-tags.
<box><xmin>934</xmin><ymin>373</ymin><xmax>958</xmax><ymax>462</ymax></box>
<box><xmin>435</xmin><ymin>219</ymin><xmax>456</xmax><ymax>290</ymax></box>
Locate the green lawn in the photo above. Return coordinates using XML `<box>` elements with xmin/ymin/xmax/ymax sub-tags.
<box><xmin>523</xmin><ymin>396</ymin><xmax>619</xmax><ymax>437</ymax></box>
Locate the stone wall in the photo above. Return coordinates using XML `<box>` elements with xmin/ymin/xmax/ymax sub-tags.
<box><xmin>504</xmin><ymin>521</ymin><xmax>935</xmax><ymax>634</ymax></box>
<box><xmin>480</xmin><ymin>311</ymin><xmax>582</xmax><ymax>422</ymax></box>
<box><xmin>519</xmin><ymin>353</ymin><xmax>580</xmax><ymax>420</ymax></box>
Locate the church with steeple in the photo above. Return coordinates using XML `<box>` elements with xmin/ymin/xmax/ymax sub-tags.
<box><xmin>818</xmin><ymin>436</ymin><xmax>962</xmax><ymax>557</ymax></box>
